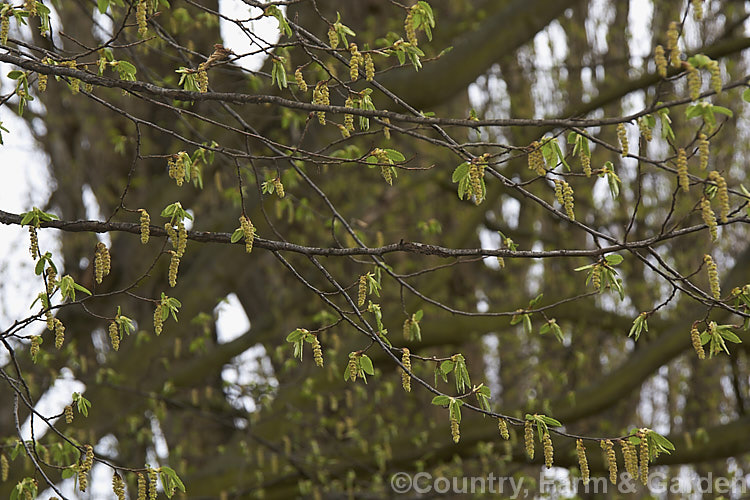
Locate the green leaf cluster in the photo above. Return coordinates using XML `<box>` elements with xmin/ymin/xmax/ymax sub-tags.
<box><xmin>436</xmin><ymin>354</ymin><xmax>471</xmax><ymax>393</ymax></box>
<box><xmin>161</xmin><ymin>201</ymin><xmax>193</xmax><ymax>224</ymax></box>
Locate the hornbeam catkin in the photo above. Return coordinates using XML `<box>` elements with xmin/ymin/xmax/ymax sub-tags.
<box><xmin>139</xmin><ymin>209</ymin><xmax>150</xmax><ymax>244</ymax></box>
<box><xmin>401</xmin><ymin>348</ymin><xmax>411</xmax><ymax>392</ymax></box>
<box><xmin>677</xmin><ymin>148</ymin><xmax>689</xmax><ymax>192</ymax></box>
<box><xmin>498</xmin><ymin>418</ymin><xmax>509</xmax><ymax>440</ymax></box>
<box><xmin>601</xmin><ymin>439</ymin><xmax>617</xmax><ymax>484</ymax></box>
<box><xmin>691</xmin><ymin>325</ymin><xmax>705</xmax><ymax>359</ymax></box>
<box><xmin>524</xmin><ymin>420</ymin><xmax>534</xmax><ymax>459</ymax></box>
<box><xmin>577</xmin><ymin>439</ymin><xmax>589</xmax><ymax>484</ymax></box>
<box><xmin>704</xmin><ymin>254</ymin><xmax>720</xmax><ymax>299</ymax></box>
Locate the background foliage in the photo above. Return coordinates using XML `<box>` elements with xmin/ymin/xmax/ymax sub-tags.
<box><xmin>1</xmin><ymin>0</ymin><xmax>750</xmax><ymax>498</ymax></box>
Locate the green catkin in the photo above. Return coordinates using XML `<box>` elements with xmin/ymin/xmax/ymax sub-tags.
<box><xmin>294</xmin><ymin>68</ymin><xmax>308</xmax><ymax>92</ymax></box>
<box><xmin>402</xmin><ymin>317</ymin><xmax>412</xmax><ymax>339</ymax></box>
<box><xmin>498</xmin><ymin>418</ymin><xmax>509</xmax><ymax>440</ymax></box>
<box><xmin>38</xmin><ymin>71</ymin><xmax>47</xmax><ymax>92</ymax></box>
<box><xmin>313</xmin><ymin>82</ymin><xmax>329</xmax><ymax>125</ymax></box>
<box><xmin>357</xmin><ymin>274</ymin><xmax>367</xmax><ymax>307</ymax></box>
<box><xmin>79</xmin><ymin>445</ymin><xmax>94</xmax><ymax>492</ymax></box>
<box><xmin>176</xmin><ymin>152</ymin><xmax>188</xmax><ymax>184</ymax></box>
<box><xmin>168</xmin><ymin>155</ymin><xmax>183</xmax><ymax>186</ymax></box>
<box><xmin>54</xmin><ymin>318</ymin><xmax>65</xmax><ymax>348</ymax></box>
<box><xmin>577</xmin><ymin>439</ymin><xmax>589</xmax><ymax>484</ymax></box>
<box><xmin>601</xmin><ymin>439</ymin><xmax>617</xmax><ymax>484</ymax></box>
<box><xmin>168</xmin><ymin>251</ymin><xmax>180</xmax><ymax>287</ymax></box>
<box><xmin>528</xmin><ymin>141</ymin><xmax>546</xmax><ymax>176</ymax></box>
<box><xmin>312</xmin><ymin>336</ymin><xmax>324</xmax><ymax>367</ymax></box>
<box><xmin>638</xmin><ymin>116</ymin><xmax>653</xmax><ymax>142</ymax></box>
<box><xmin>401</xmin><ymin>348</ymin><xmax>411</xmax><ymax>392</ymax></box>
<box><xmin>83</xmin><ymin>444</ymin><xmax>94</xmax><ymax>470</ymax></box>
<box><xmin>137</xmin><ymin>473</ymin><xmax>146</xmax><ymax>500</ymax></box>
<box><xmin>148</xmin><ymin>467</ymin><xmax>158</xmax><ymax>500</ymax></box>
<box><xmin>78</xmin><ymin>470</ymin><xmax>88</xmax><ymax>492</ymax></box>
<box><xmin>1</xmin><ymin>14</ymin><xmax>10</xmax><ymax>46</ymax></box>
<box><xmin>692</xmin><ymin>0</ymin><xmax>703</xmax><ymax>21</ymax></box>
<box><xmin>543</xmin><ymin>432</ymin><xmax>554</xmax><ymax>468</ymax></box>
<box><xmin>349</xmin><ymin>44</ymin><xmax>361</xmax><ymax>81</ymax></box>
<box><xmin>450</xmin><ymin>417</ymin><xmax>460</xmax><ymax>444</ymax></box>
<box><xmin>700</xmin><ymin>197</ymin><xmax>718</xmax><ymax>241</ymax></box>
<box><xmin>638</xmin><ymin>429</ymin><xmax>649</xmax><ymax>484</ymax></box>
<box><xmin>167</xmin><ymin>157</ymin><xmax>177</xmax><ymax>183</ymax></box>
<box><xmin>197</xmin><ymin>63</ymin><xmax>208</xmax><ymax>93</ymax></box>
<box><xmin>344</xmin><ymin>97</ymin><xmax>355</xmax><ymax>132</ymax></box>
<box><xmin>46</xmin><ymin>266</ymin><xmax>57</xmax><ymax>296</ymax></box>
<box><xmin>327</xmin><ymin>26</ymin><xmax>338</xmax><ymax>49</ymax></box>
<box><xmin>65</xmin><ymin>404</ymin><xmax>74</xmax><ymax>424</ymax></box>
<box><xmin>553</xmin><ymin>180</ymin><xmax>564</xmax><ymax>205</ymax></box>
<box><xmin>337</xmin><ymin>124</ymin><xmax>350</xmax><ymax>138</ymax></box>
<box><xmin>102</xmin><ymin>243</ymin><xmax>111</xmax><ymax>275</ymax></box>
<box><xmin>470</xmin><ymin>157</ymin><xmax>486</xmax><ymax>204</ymax></box>
<box><xmin>374</xmin><ymin>148</ymin><xmax>393</xmax><ymax>185</ymax></box>
<box><xmin>176</xmin><ymin>220</ymin><xmax>187</xmax><ymax>256</ymax></box>
<box><xmin>94</xmin><ymin>242</ymin><xmax>111</xmax><ymax>284</ymax></box>
<box><xmin>581</xmin><ymin>150</ymin><xmax>592</xmax><ymax>176</ymax></box>
<box><xmin>165</xmin><ymin>222</ymin><xmax>177</xmax><ymax>246</ymax></box>
<box><xmin>30</xmin><ymin>335</ymin><xmax>41</xmax><ymax>362</ymax></box>
<box><xmin>524</xmin><ymin>420</ymin><xmax>534</xmax><ymax>459</ymax></box>
<box><xmin>240</xmin><ymin>215</ymin><xmax>255</xmax><ymax>253</ymax></box>
<box><xmin>347</xmin><ymin>353</ymin><xmax>358</xmax><ymax>382</ymax></box>
<box><xmin>380</xmin><ymin>164</ymin><xmax>392</xmax><ymax>185</ymax></box>
<box><xmin>60</xmin><ymin>61</ymin><xmax>80</xmax><ymax>94</ymax></box>
<box><xmin>592</xmin><ymin>265</ymin><xmax>602</xmax><ymax>290</ymax></box>
<box><xmin>621</xmin><ymin>440</ymin><xmax>638</xmax><ymax>479</ymax></box>
<box><xmin>364</xmin><ymin>53</ymin><xmax>374</xmax><ymax>81</ymax></box>
<box><xmin>273</xmin><ymin>177</ymin><xmax>285</xmax><ymax>198</ymax></box>
<box><xmin>677</xmin><ymin>148</ymin><xmax>689</xmax><ymax>192</ymax></box>
<box><xmin>154</xmin><ymin>301</ymin><xmax>164</xmax><ymax>336</ymax></box>
<box><xmin>112</xmin><ymin>472</ymin><xmax>126</xmax><ymax>500</ymax></box>
<box><xmin>667</xmin><ymin>21</ymin><xmax>681</xmax><ymax>67</ymax></box>
<box><xmin>691</xmin><ymin>325</ymin><xmax>706</xmax><ymax>359</ymax></box>
<box><xmin>405</xmin><ymin>7</ymin><xmax>417</xmax><ymax>45</ymax></box>
<box><xmin>704</xmin><ymin>254</ymin><xmax>721</xmax><ymax>299</ymax></box>
<box><xmin>654</xmin><ymin>45</ymin><xmax>667</xmax><ymax>78</ymax></box>
<box><xmin>707</xmin><ymin>60</ymin><xmax>722</xmax><ymax>94</ymax></box>
<box><xmin>46</xmin><ymin>309</ymin><xmax>55</xmax><ymax>331</ymax></box>
<box><xmin>617</xmin><ymin>123</ymin><xmax>629</xmax><ymax>156</ymax></box>
<box><xmin>1</xmin><ymin>453</ymin><xmax>8</xmax><ymax>481</ymax></box>
<box><xmin>698</xmin><ymin>133</ymin><xmax>709</xmax><ymax>170</ymax></box>
<box><xmin>709</xmin><ymin>171</ymin><xmax>729</xmax><ymax>222</ymax></box>
<box><xmin>136</xmin><ymin>0</ymin><xmax>148</xmax><ymax>38</ymax></box>
<box><xmin>139</xmin><ymin>209</ymin><xmax>150</xmax><ymax>244</ymax></box>
<box><xmin>383</xmin><ymin>118</ymin><xmax>391</xmax><ymax>140</ymax></box>
<box><xmin>109</xmin><ymin>320</ymin><xmax>120</xmax><ymax>351</ymax></box>
<box><xmin>29</xmin><ymin>226</ymin><xmax>39</xmax><ymax>259</ymax></box>
<box><xmin>686</xmin><ymin>62</ymin><xmax>701</xmax><ymax>101</ymax></box>
<box><xmin>562</xmin><ymin>182</ymin><xmax>575</xmax><ymax>220</ymax></box>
